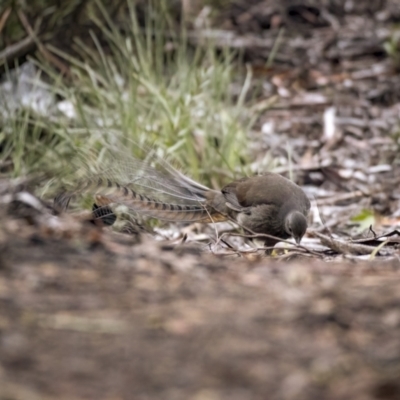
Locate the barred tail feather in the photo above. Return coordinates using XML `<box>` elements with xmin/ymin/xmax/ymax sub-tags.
<box><xmin>54</xmin><ymin>144</ymin><xmax>227</xmax><ymax>224</ymax></box>
<box><xmin>55</xmin><ymin>176</ymin><xmax>224</xmax><ymax>223</ymax></box>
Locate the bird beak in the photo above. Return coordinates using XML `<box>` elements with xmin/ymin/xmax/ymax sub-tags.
<box><xmin>295</xmin><ymin>237</ymin><xmax>301</xmax><ymax>245</ymax></box>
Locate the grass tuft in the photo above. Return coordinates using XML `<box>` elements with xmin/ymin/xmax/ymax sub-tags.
<box><xmin>2</xmin><ymin>0</ymin><xmax>258</xmax><ymax>197</ymax></box>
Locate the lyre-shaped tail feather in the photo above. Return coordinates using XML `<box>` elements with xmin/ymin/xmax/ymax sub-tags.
<box><xmin>92</xmin><ymin>176</ymin><xmax>214</xmax><ymax>221</ymax></box>
<box><xmin>55</xmin><ymin>176</ymin><xmax>226</xmax><ymax>223</ymax></box>
<box><xmin>54</xmin><ymin>146</ymin><xmax>228</xmax><ymax>224</ymax></box>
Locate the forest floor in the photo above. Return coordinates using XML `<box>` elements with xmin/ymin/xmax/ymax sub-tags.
<box><xmin>1</xmin><ymin>1</ymin><xmax>400</xmax><ymax>399</ymax></box>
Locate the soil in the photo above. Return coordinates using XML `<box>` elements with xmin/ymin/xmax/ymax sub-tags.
<box><xmin>0</xmin><ymin>195</ymin><xmax>399</xmax><ymax>400</ymax></box>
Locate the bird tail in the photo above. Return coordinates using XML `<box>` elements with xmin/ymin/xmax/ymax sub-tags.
<box><xmin>54</xmin><ymin>147</ymin><xmax>226</xmax><ymax>223</ymax></box>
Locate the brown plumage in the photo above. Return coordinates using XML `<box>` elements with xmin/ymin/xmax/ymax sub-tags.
<box><xmin>209</xmin><ymin>174</ymin><xmax>311</xmax><ymax>247</ymax></box>
<box><xmin>55</xmin><ymin>151</ymin><xmax>310</xmax><ymax>250</ymax></box>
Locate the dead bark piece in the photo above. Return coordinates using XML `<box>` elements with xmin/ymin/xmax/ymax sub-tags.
<box><xmin>314</xmin><ymin>231</ymin><xmax>378</xmax><ymax>255</ymax></box>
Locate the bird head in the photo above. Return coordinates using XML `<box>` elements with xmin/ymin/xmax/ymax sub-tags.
<box><xmin>285</xmin><ymin>211</ymin><xmax>308</xmax><ymax>244</ymax></box>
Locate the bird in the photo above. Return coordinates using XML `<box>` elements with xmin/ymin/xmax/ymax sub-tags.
<box><xmin>55</xmin><ymin>149</ymin><xmax>310</xmax><ymax>251</ymax></box>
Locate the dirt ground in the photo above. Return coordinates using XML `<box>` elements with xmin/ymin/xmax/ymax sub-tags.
<box><xmin>2</xmin><ymin>0</ymin><xmax>400</xmax><ymax>399</ymax></box>
<box><xmin>0</xmin><ymin>210</ymin><xmax>399</xmax><ymax>400</ymax></box>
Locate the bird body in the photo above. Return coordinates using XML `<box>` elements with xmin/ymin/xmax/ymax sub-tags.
<box><xmin>206</xmin><ymin>174</ymin><xmax>310</xmax><ymax>247</ymax></box>
<box><xmin>56</xmin><ymin>150</ymin><xmax>310</xmax><ymax>250</ymax></box>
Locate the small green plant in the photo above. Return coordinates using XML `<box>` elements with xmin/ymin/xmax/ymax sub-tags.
<box><xmin>384</xmin><ymin>28</ymin><xmax>400</xmax><ymax>70</ymax></box>
<box><xmin>350</xmin><ymin>209</ymin><xmax>376</xmax><ymax>235</ymax></box>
